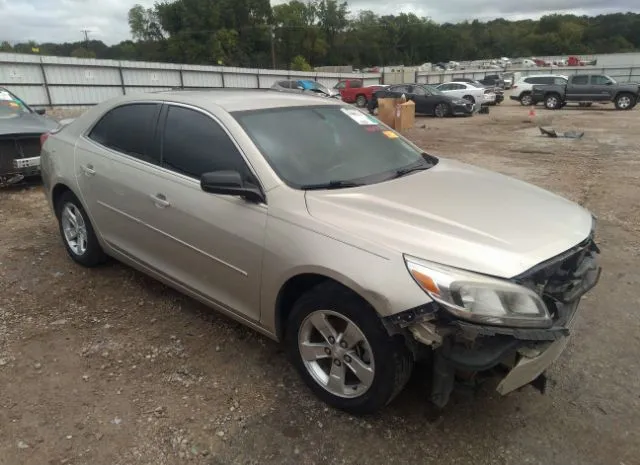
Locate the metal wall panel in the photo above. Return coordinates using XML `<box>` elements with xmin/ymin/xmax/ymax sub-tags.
<box><xmin>49</xmin><ymin>86</ymin><xmax>122</xmax><ymax>105</ymax></box>
<box><xmin>223</xmin><ymin>72</ymin><xmax>259</xmax><ymax>88</ymax></box>
<box><xmin>182</xmin><ymin>71</ymin><xmax>224</xmax><ymax>88</ymax></box>
<box><xmin>2</xmin><ymin>85</ymin><xmax>49</xmax><ymax>105</ymax></box>
<box><xmin>258</xmin><ymin>74</ymin><xmax>281</xmax><ymax>89</ymax></box>
<box><xmin>124</xmin><ymin>87</ymin><xmax>173</xmax><ymax>95</ymax></box>
<box><xmin>122</xmin><ymin>69</ymin><xmax>180</xmax><ymax>87</ymax></box>
<box><xmin>45</xmin><ymin>65</ymin><xmax>121</xmax><ymax>85</ymax></box>
<box><xmin>0</xmin><ymin>63</ymin><xmax>44</xmax><ymax>84</ymax></box>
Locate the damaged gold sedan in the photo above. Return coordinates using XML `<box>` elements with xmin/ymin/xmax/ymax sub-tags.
<box><xmin>41</xmin><ymin>90</ymin><xmax>601</xmax><ymax>414</ymax></box>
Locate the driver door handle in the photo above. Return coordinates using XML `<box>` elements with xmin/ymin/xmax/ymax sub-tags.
<box><xmin>150</xmin><ymin>193</ymin><xmax>170</xmax><ymax>208</ymax></box>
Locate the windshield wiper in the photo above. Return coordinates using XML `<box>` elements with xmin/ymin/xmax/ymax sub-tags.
<box><xmin>393</xmin><ymin>155</ymin><xmax>435</xmax><ymax>178</ymax></box>
<box><xmin>301</xmin><ymin>180</ymin><xmax>364</xmax><ymax>190</ymax></box>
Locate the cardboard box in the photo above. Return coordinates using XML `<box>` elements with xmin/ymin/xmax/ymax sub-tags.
<box><xmin>377</xmin><ymin>97</ymin><xmax>399</xmax><ymax>128</ymax></box>
<box><xmin>394</xmin><ymin>100</ymin><xmax>415</xmax><ymax>132</ymax></box>
<box><xmin>377</xmin><ymin>97</ymin><xmax>415</xmax><ymax>131</ymax></box>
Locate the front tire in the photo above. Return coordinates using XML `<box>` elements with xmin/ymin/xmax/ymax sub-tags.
<box><xmin>285</xmin><ymin>282</ymin><xmax>412</xmax><ymax>415</ymax></box>
<box><xmin>434</xmin><ymin>103</ymin><xmax>449</xmax><ymax>118</ymax></box>
<box><xmin>55</xmin><ymin>191</ymin><xmax>106</xmax><ymax>267</ymax></box>
<box><xmin>615</xmin><ymin>93</ymin><xmax>635</xmax><ymax>110</ymax></box>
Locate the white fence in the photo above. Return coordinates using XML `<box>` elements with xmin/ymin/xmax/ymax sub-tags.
<box><xmin>0</xmin><ymin>52</ymin><xmax>382</xmax><ymax>107</ymax></box>
<box><xmin>2</xmin><ymin>52</ymin><xmax>638</xmax><ymax>107</ymax></box>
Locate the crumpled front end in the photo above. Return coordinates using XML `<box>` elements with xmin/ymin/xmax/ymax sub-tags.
<box><xmin>0</xmin><ymin>134</ymin><xmax>42</xmax><ymax>186</ymax></box>
<box><xmin>386</xmin><ymin>235</ymin><xmax>601</xmax><ymax>408</ymax></box>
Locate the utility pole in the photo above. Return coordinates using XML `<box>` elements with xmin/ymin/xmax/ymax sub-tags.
<box><xmin>81</xmin><ymin>29</ymin><xmax>90</xmax><ymax>47</ymax></box>
<box><xmin>270</xmin><ymin>25</ymin><xmax>276</xmax><ymax>70</ymax></box>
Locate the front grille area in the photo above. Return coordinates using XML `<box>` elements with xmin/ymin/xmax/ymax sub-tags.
<box><xmin>515</xmin><ymin>235</ymin><xmax>601</xmax><ymax>323</ymax></box>
<box><xmin>0</xmin><ymin>135</ymin><xmax>41</xmax><ymax>174</ymax></box>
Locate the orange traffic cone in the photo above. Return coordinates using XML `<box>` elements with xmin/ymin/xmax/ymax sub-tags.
<box><xmin>528</xmin><ymin>106</ymin><xmax>536</xmax><ymax>119</ymax></box>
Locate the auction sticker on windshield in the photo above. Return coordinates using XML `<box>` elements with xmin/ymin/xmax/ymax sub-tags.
<box><xmin>341</xmin><ymin>108</ymin><xmax>378</xmax><ymax>125</ymax></box>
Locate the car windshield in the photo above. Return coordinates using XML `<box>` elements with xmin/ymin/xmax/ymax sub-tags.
<box><xmin>309</xmin><ymin>82</ymin><xmax>331</xmax><ymax>94</ymax></box>
<box><xmin>234</xmin><ymin>106</ymin><xmax>434</xmax><ymax>189</ymax></box>
<box><xmin>0</xmin><ymin>89</ymin><xmax>31</xmax><ymax>118</ymax></box>
<box><xmin>423</xmin><ymin>85</ymin><xmax>443</xmax><ymax>95</ymax></box>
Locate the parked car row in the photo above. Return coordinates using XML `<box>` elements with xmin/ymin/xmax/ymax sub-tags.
<box><xmin>367</xmin><ymin>83</ymin><xmax>476</xmax><ymax>117</ymax></box>
<box><xmin>510</xmin><ymin>73</ymin><xmax>639</xmax><ymax>110</ymax></box>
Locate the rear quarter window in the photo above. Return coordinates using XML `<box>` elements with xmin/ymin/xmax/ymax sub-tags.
<box><xmin>88</xmin><ymin>103</ymin><xmax>160</xmax><ymax>164</ymax></box>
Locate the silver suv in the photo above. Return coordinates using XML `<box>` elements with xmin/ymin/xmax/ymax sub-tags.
<box><xmin>41</xmin><ymin>90</ymin><xmax>601</xmax><ymax>414</ymax></box>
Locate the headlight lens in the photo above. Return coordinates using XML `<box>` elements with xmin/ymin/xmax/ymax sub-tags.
<box><xmin>405</xmin><ymin>256</ymin><xmax>551</xmax><ymax>328</ymax></box>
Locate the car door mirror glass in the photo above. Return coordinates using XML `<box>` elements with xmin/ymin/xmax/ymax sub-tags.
<box><xmin>200</xmin><ymin>170</ymin><xmax>264</xmax><ymax>203</ymax></box>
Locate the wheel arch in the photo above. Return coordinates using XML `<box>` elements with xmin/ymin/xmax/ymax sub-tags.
<box><xmin>274</xmin><ymin>270</ymin><xmax>380</xmax><ymax>342</ymax></box>
<box><xmin>51</xmin><ymin>183</ymin><xmax>77</xmax><ymax>217</ymax></box>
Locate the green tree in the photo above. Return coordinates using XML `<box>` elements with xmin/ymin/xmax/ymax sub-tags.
<box><xmin>290</xmin><ymin>54</ymin><xmax>312</xmax><ymax>70</ymax></box>
<box><xmin>71</xmin><ymin>48</ymin><xmax>97</xmax><ymax>58</ymax></box>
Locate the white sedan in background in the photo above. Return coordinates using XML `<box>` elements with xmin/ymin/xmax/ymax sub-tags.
<box><xmin>436</xmin><ymin>82</ymin><xmax>496</xmax><ymax>106</ymax></box>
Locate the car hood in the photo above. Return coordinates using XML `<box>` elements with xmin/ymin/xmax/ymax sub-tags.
<box><xmin>305</xmin><ymin>158</ymin><xmax>593</xmax><ymax>278</ymax></box>
<box><xmin>0</xmin><ymin>112</ymin><xmax>59</xmax><ymax>136</ymax></box>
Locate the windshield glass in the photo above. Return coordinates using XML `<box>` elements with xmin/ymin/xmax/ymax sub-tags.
<box><xmin>423</xmin><ymin>85</ymin><xmax>443</xmax><ymax>95</ymax></box>
<box><xmin>309</xmin><ymin>82</ymin><xmax>331</xmax><ymax>94</ymax></box>
<box><xmin>234</xmin><ymin>106</ymin><xmax>433</xmax><ymax>189</ymax></box>
<box><xmin>0</xmin><ymin>89</ymin><xmax>31</xmax><ymax>118</ymax></box>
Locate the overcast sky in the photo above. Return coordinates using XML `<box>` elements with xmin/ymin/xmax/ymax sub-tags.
<box><xmin>1</xmin><ymin>0</ymin><xmax>638</xmax><ymax>45</ymax></box>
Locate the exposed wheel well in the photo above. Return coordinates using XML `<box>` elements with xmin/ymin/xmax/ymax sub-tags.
<box><xmin>52</xmin><ymin>183</ymin><xmax>73</xmax><ymax>217</ymax></box>
<box><xmin>275</xmin><ymin>273</ymin><xmax>363</xmax><ymax>341</ymax></box>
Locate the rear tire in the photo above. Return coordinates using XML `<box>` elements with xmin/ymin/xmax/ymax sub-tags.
<box><xmin>544</xmin><ymin>93</ymin><xmax>561</xmax><ymax>110</ymax></box>
<box><xmin>55</xmin><ymin>191</ymin><xmax>106</xmax><ymax>267</ymax></box>
<box><xmin>285</xmin><ymin>282</ymin><xmax>412</xmax><ymax>415</ymax></box>
<box><xmin>519</xmin><ymin>93</ymin><xmax>532</xmax><ymax>106</ymax></box>
<box><xmin>355</xmin><ymin>95</ymin><xmax>367</xmax><ymax>108</ymax></box>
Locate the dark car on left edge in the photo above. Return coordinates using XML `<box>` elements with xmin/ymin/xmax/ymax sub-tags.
<box><xmin>368</xmin><ymin>83</ymin><xmax>475</xmax><ymax>117</ymax></box>
<box><xmin>0</xmin><ymin>87</ymin><xmax>59</xmax><ymax>186</ymax></box>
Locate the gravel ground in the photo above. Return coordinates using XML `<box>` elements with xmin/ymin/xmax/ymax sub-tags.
<box><xmin>1</xmin><ymin>99</ymin><xmax>639</xmax><ymax>465</ymax></box>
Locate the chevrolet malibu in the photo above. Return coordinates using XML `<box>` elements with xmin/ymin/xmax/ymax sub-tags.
<box><xmin>41</xmin><ymin>91</ymin><xmax>601</xmax><ymax>414</ymax></box>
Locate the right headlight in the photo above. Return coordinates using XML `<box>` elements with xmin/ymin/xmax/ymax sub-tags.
<box><xmin>405</xmin><ymin>256</ymin><xmax>552</xmax><ymax>328</ymax></box>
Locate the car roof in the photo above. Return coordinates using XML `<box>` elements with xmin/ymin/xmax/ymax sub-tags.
<box><xmin>114</xmin><ymin>89</ymin><xmax>340</xmax><ymax>112</ymax></box>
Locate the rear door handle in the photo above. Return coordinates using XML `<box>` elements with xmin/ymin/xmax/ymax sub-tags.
<box><xmin>81</xmin><ymin>164</ymin><xmax>95</xmax><ymax>176</ymax></box>
<box><xmin>150</xmin><ymin>193</ymin><xmax>170</xmax><ymax>208</ymax></box>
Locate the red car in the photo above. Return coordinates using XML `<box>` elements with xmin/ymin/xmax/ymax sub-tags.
<box><xmin>334</xmin><ymin>79</ymin><xmax>385</xmax><ymax>107</ymax></box>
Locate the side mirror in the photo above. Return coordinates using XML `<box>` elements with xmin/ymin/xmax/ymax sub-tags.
<box><xmin>200</xmin><ymin>170</ymin><xmax>264</xmax><ymax>203</ymax></box>
<box><xmin>36</xmin><ymin>108</ymin><xmax>46</xmax><ymax>115</ymax></box>
<box><xmin>605</xmin><ymin>81</ymin><xmax>613</xmax><ymax>85</ymax></box>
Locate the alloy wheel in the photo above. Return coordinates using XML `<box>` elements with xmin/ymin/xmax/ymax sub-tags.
<box><xmin>61</xmin><ymin>203</ymin><xmax>88</xmax><ymax>256</ymax></box>
<box><xmin>298</xmin><ymin>310</ymin><xmax>375</xmax><ymax>398</ymax></box>
<box><xmin>618</xmin><ymin>95</ymin><xmax>632</xmax><ymax>109</ymax></box>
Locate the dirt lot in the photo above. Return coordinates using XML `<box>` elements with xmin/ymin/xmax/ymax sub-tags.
<box><xmin>1</xmin><ymin>99</ymin><xmax>640</xmax><ymax>465</ymax></box>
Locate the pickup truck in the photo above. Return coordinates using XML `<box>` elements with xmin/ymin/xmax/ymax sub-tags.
<box><xmin>531</xmin><ymin>74</ymin><xmax>639</xmax><ymax>110</ymax></box>
<box><xmin>334</xmin><ymin>79</ymin><xmax>385</xmax><ymax>107</ymax></box>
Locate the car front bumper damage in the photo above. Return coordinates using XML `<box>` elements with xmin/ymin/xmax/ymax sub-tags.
<box><xmin>387</xmin><ymin>238</ymin><xmax>601</xmax><ymax>408</ymax></box>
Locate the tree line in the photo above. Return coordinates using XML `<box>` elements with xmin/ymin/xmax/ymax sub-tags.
<box><xmin>2</xmin><ymin>1</ymin><xmax>640</xmax><ymax>70</ymax></box>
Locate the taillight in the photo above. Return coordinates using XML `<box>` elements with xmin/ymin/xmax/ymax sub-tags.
<box><xmin>40</xmin><ymin>132</ymin><xmax>50</xmax><ymax>147</ymax></box>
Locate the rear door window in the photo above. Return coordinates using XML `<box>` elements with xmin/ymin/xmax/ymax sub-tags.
<box><xmin>161</xmin><ymin>105</ymin><xmax>248</xmax><ymax>180</ymax></box>
<box><xmin>88</xmin><ymin>103</ymin><xmax>161</xmax><ymax>164</ymax></box>
<box><xmin>572</xmin><ymin>75</ymin><xmax>589</xmax><ymax>85</ymax></box>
